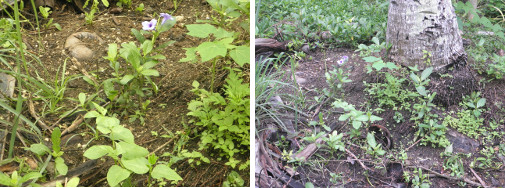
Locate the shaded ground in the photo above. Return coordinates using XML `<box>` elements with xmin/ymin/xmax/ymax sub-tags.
<box><xmin>0</xmin><ymin>0</ymin><xmax>249</xmax><ymax>186</ymax></box>
<box><xmin>256</xmin><ymin>47</ymin><xmax>505</xmax><ymax>187</ymax></box>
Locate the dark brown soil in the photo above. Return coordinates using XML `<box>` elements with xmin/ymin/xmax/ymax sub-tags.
<box><xmin>256</xmin><ymin>47</ymin><xmax>505</xmax><ymax>187</ymax></box>
<box><xmin>0</xmin><ymin>0</ymin><xmax>249</xmax><ymax>187</ymax></box>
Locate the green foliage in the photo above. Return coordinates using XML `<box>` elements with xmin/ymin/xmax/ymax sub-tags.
<box><xmin>442</xmin><ymin>147</ymin><xmax>465</xmax><ymax>178</ymax></box>
<box><xmin>323</xmin><ymin>131</ymin><xmax>345</xmax><ymax>153</ymax></box>
<box><xmin>83</xmin><ymin>0</ymin><xmax>110</xmax><ymax>25</ymax></box>
<box><xmin>332</xmin><ymin>100</ymin><xmax>382</xmax><ymax>137</ymax></box>
<box><xmin>222</xmin><ymin>171</ymin><xmax>244</xmax><ymax>187</ymax></box>
<box><xmin>365</xmin><ymin>132</ymin><xmax>386</xmax><ymax>157</ymax></box>
<box><xmin>83</xmin><ymin>104</ymin><xmax>181</xmax><ymax>186</ymax></box>
<box><xmin>181</xmin><ymin>23</ymin><xmax>249</xmax><ymax>66</ymax></box>
<box><xmin>443</xmin><ymin>110</ymin><xmax>484</xmax><ymax>139</ymax></box>
<box><xmin>0</xmin><ymin>171</ymin><xmax>42</xmax><ymax>187</ymax></box>
<box><xmin>37</xmin><ymin>6</ymin><xmax>61</xmax><ymax>30</ymax></box>
<box><xmin>418</xmin><ymin>119</ymin><xmax>450</xmax><ymax>148</ymax></box>
<box><xmin>103</xmin><ymin>19</ymin><xmax>175</xmax><ymax>111</ymax></box>
<box><xmin>364</xmin><ymin>73</ymin><xmax>417</xmax><ymax>110</ymax></box>
<box><xmin>135</xmin><ymin>3</ymin><xmax>144</xmax><ymax>14</ymax></box>
<box><xmin>205</xmin><ymin>0</ymin><xmax>250</xmax><ymax>28</ymax></box>
<box><xmin>26</xmin><ymin>127</ymin><xmax>69</xmax><ymax>176</ymax></box>
<box><xmin>324</xmin><ymin>64</ymin><xmax>352</xmax><ymax>98</ymax></box>
<box><xmin>462</xmin><ymin>91</ymin><xmax>486</xmax><ymax>117</ymax></box>
<box><xmin>257</xmin><ymin>0</ymin><xmax>388</xmax><ymax>47</ymax></box>
<box><xmin>404</xmin><ymin>168</ymin><xmax>431</xmax><ymax>188</ymax></box>
<box><xmin>187</xmin><ymin>71</ymin><xmax>250</xmax><ymax>168</ymax></box>
<box><xmin>455</xmin><ymin>1</ymin><xmax>505</xmax><ymax>79</ymax></box>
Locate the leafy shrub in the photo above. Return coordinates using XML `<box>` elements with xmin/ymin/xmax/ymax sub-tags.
<box><xmin>187</xmin><ymin>71</ymin><xmax>250</xmax><ymax>169</ymax></box>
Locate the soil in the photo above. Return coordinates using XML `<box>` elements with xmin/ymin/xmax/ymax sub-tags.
<box><xmin>256</xmin><ymin>47</ymin><xmax>505</xmax><ymax>187</ymax></box>
<box><xmin>0</xmin><ymin>0</ymin><xmax>249</xmax><ymax>187</ymax></box>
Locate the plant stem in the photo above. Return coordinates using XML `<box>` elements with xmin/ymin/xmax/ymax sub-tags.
<box><xmin>210</xmin><ymin>59</ymin><xmax>217</xmax><ymax>92</ymax></box>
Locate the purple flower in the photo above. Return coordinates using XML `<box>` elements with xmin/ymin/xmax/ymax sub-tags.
<box><xmin>337</xmin><ymin>56</ymin><xmax>349</xmax><ymax>65</ymax></box>
<box><xmin>342</xmin><ymin>56</ymin><xmax>349</xmax><ymax>62</ymax></box>
<box><xmin>160</xmin><ymin>13</ymin><xmax>173</xmax><ymax>25</ymax></box>
<box><xmin>142</xmin><ymin>19</ymin><xmax>157</xmax><ymax>31</ymax></box>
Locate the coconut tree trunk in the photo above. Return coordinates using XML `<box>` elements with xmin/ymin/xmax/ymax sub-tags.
<box><xmin>386</xmin><ymin>0</ymin><xmax>467</xmax><ymax>72</ymax></box>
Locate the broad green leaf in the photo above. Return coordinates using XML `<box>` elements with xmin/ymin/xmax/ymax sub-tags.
<box><xmin>416</xmin><ymin>86</ymin><xmax>427</xmax><ymax>97</ymax></box>
<box><xmin>186</xmin><ymin>24</ymin><xmax>217</xmax><ymax>38</ymax></box>
<box><xmin>19</xmin><ymin>172</ymin><xmax>41</xmax><ymax>184</ymax></box>
<box><xmin>214</xmin><ymin>27</ymin><xmax>235</xmax><ymax>39</ymax></box>
<box><xmin>372</xmin><ymin>61</ymin><xmax>385</xmax><ymax>71</ymax></box>
<box><xmin>66</xmin><ymin>177</ymin><xmax>80</xmax><ymax>187</ymax></box>
<box><xmin>78</xmin><ymin>93</ymin><xmax>86</xmax><ymax>106</ymax></box>
<box><xmin>180</xmin><ymin>47</ymin><xmax>197</xmax><ymax>62</ymax></box>
<box><xmin>96</xmin><ymin>116</ymin><xmax>120</xmax><ymax>134</ymax></box>
<box><xmin>51</xmin><ymin>127</ymin><xmax>61</xmax><ymax>153</ymax></box>
<box><xmin>121</xmin><ymin>157</ymin><xmax>149</xmax><ymax>174</ymax></box>
<box><xmin>352</xmin><ymin>121</ymin><xmax>362</xmax><ymax>129</ymax></box>
<box><xmin>101</xmin><ymin>0</ymin><xmax>109</xmax><ymax>7</ymax></box>
<box><xmin>362</xmin><ymin>56</ymin><xmax>381</xmax><ymax>63</ymax></box>
<box><xmin>369</xmin><ymin>115</ymin><xmax>383</xmax><ymax>122</ymax></box>
<box><xmin>55</xmin><ymin>157</ymin><xmax>68</xmax><ymax>176</ymax></box>
<box><xmin>151</xmin><ymin>165</ymin><xmax>182</xmax><ymax>181</ymax></box>
<box><xmin>142</xmin><ymin>61</ymin><xmax>157</xmax><ymax>70</ymax></box>
<box><xmin>476</xmin><ymin>98</ymin><xmax>486</xmax><ymax>108</ymax></box>
<box><xmin>216</xmin><ymin>37</ymin><xmax>236</xmax><ymax>49</ymax></box>
<box><xmin>366</xmin><ymin>133</ymin><xmax>377</xmax><ymax>147</ymax></box>
<box><xmin>107</xmin><ymin>165</ymin><xmax>130</xmax><ymax>187</ymax></box>
<box><xmin>141</xmin><ymin>40</ymin><xmax>153</xmax><ymax>56</ymax></box>
<box><xmin>229</xmin><ymin>46</ymin><xmax>250</xmax><ymax>66</ymax></box>
<box><xmin>120</xmin><ymin>74</ymin><xmax>134</xmax><ymax>85</ymax></box>
<box><xmin>410</xmin><ymin>73</ymin><xmax>420</xmax><ymax>84</ymax></box>
<box><xmin>83</xmin><ymin>145</ymin><xmax>113</xmax><ymax>159</ymax></box>
<box><xmin>103</xmin><ymin>79</ymin><xmax>118</xmax><ymax>101</ymax></box>
<box><xmin>385</xmin><ymin>62</ymin><xmax>398</xmax><ymax>70</ymax></box>
<box><xmin>196</xmin><ymin>42</ymin><xmax>227</xmax><ymax>62</ymax></box>
<box><xmin>93</xmin><ymin>102</ymin><xmax>107</xmax><ymax>116</ymax></box>
<box><xmin>117</xmin><ymin>142</ymin><xmax>149</xmax><ymax>159</ymax></box>
<box><xmin>421</xmin><ymin>67</ymin><xmax>433</xmax><ymax>81</ymax></box>
<box><xmin>131</xmin><ymin>29</ymin><xmax>145</xmax><ymax>43</ymax></box>
<box><xmin>0</xmin><ymin>172</ymin><xmax>11</xmax><ymax>186</ymax></box>
<box><xmin>355</xmin><ymin>114</ymin><xmax>369</xmax><ymax>122</ymax></box>
<box><xmin>110</xmin><ymin>126</ymin><xmax>135</xmax><ymax>143</ymax></box>
<box><xmin>26</xmin><ymin>143</ymin><xmax>50</xmax><ymax>156</ymax></box>
<box><xmin>84</xmin><ymin>111</ymin><xmax>100</xmax><ymax>118</ymax></box>
<box><xmin>105</xmin><ymin>43</ymin><xmax>118</xmax><ymax>61</ymax></box>
<box><xmin>305</xmin><ymin>182</ymin><xmax>315</xmax><ymax>188</ymax></box>
<box><xmin>141</xmin><ymin>69</ymin><xmax>159</xmax><ymax>76</ymax></box>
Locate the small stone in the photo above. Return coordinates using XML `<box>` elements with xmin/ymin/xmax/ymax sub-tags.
<box><xmin>301</xmin><ymin>44</ymin><xmax>310</xmax><ymax>53</ymax></box>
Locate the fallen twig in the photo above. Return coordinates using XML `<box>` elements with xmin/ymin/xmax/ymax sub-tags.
<box><xmin>406</xmin><ymin>135</ymin><xmax>426</xmax><ymax>151</ymax></box>
<box><xmin>407</xmin><ymin>166</ymin><xmax>483</xmax><ymax>187</ymax></box>
<box><xmin>345</xmin><ymin>148</ymin><xmax>371</xmax><ymax>171</ymax></box>
<box><xmin>27</xmin><ymin>98</ymin><xmax>51</xmax><ymax>132</ymax></box>
<box><xmin>469</xmin><ymin>167</ymin><xmax>488</xmax><ymax>188</ymax></box>
<box><xmin>61</xmin><ymin>114</ymin><xmax>84</xmax><ymax>136</ymax></box>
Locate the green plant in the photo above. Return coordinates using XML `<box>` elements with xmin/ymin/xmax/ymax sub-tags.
<box><xmin>83</xmin><ymin>103</ymin><xmax>181</xmax><ymax>186</ymax></box>
<box><xmin>323</xmin><ymin>130</ymin><xmax>345</xmax><ymax>153</ymax></box>
<box><xmin>364</xmin><ymin>73</ymin><xmax>416</xmax><ymax>110</ymax></box>
<box><xmin>180</xmin><ymin>23</ymin><xmax>249</xmax><ymax>91</ymax></box>
<box><xmin>418</xmin><ymin>119</ymin><xmax>450</xmax><ymax>148</ymax></box>
<box><xmin>475</xmin><ymin>146</ymin><xmax>499</xmax><ymax>169</ymax></box>
<box><xmin>329</xmin><ymin>172</ymin><xmax>344</xmax><ymax>185</ymax></box>
<box><xmin>205</xmin><ymin>0</ymin><xmax>250</xmax><ymax>28</ymax></box>
<box><xmin>103</xmin><ymin>14</ymin><xmax>176</xmax><ymax>111</ymax></box>
<box><xmin>187</xmin><ymin>71</ymin><xmax>250</xmax><ymax>169</ymax></box>
<box><xmin>37</xmin><ymin>6</ymin><xmax>61</xmax><ymax>30</ymax></box>
<box><xmin>405</xmin><ymin>168</ymin><xmax>431</xmax><ymax>188</ymax></box>
<box><xmin>0</xmin><ymin>170</ymin><xmax>42</xmax><ymax>187</ymax></box>
<box><xmin>332</xmin><ymin>100</ymin><xmax>382</xmax><ymax>138</ymax></box>
<box><xmin>222</xmin><ymin>171</ymin><xmax>244</xmax><ymax>187</ymax></box>
<box><xmin>443</xmin><ymin>152</ymin><xmax>465</xmax><ymax>178</ymax></box>
<box><xmin>83</xmin><ymin>0</ymin><xmax>110</xmax><ymax>25</ymax></box>
<box><xmin>365</xmin><ymin>132</ymin><xmax>386</xmax><ymax>157</ymax></box>
<box><xmin>443</xmin><ymin>110</ymin><xmax>484</xmax><ymax>139</ymax></box>
<box><xmin>323</xmin><ymin>56</ymin><xmax>352</xmax><ymax>99</ymax></box>
<box><xmin>462</xmin><ymin>92</ymin><xmax>486</xmax><ymax>117</ymax></box>
<box><xmin>356</xmin><ymin>37</ymin><xmax>390</xmax><ymax>57</ymax></box>
<box><xmin>26</xmin><ymin>127</ymin><xmax>69</xmax><ymax>176</ymax></box>
<box><xmin>116</xmin><ymin>0</ymin><xmax>132</xmax><ymax>8</ymax></box>
<box><xmin>135</xmin><ymin>3</ymin><xmax>144</xmax><ymax>14</ymax></box>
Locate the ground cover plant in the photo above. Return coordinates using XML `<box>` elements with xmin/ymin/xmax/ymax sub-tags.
<box><xmin>0</xmin><ymin>0</ymin><xmax>249</xmax><ymax>186</ymax></box>
<box><xmin>256</xmin><ymin>0</ymin><xmax>505</xmax><ymax>187</ymax></box>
